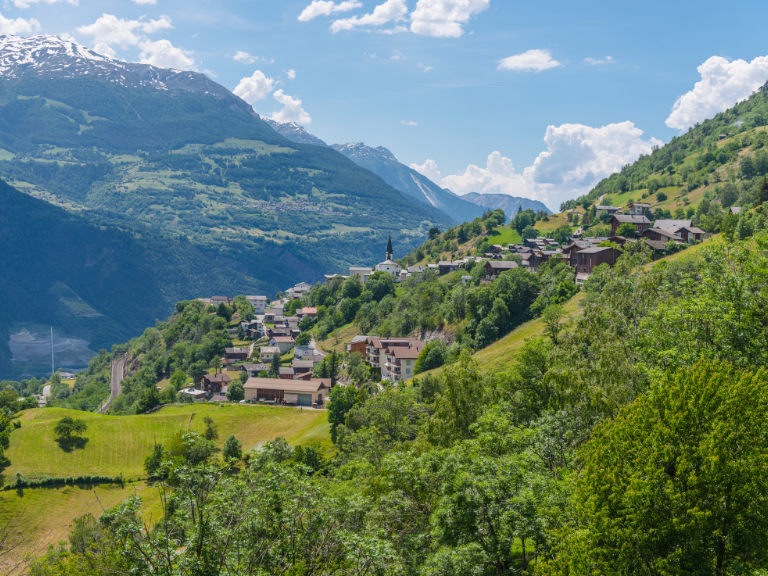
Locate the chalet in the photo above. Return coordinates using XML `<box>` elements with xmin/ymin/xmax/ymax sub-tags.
<box><xmin>653</xmin><ymin>219</ymin><xmax>691</xmax><ymax>230</ymax></box>
<box><xmin>346</xmin><ymin>335</ymin><xmax>369</xmax><ymax>356</ymax></box>
<box><xmin>561</xmin><ymin>241</ymin><xmax>595</xmax><ymax>267</ymax></box>
<box><xmin>349</xmin><ymin>267</ymin><xmax>373</xmax><ymax>283</ymax></box>
<box><xmin>627</xmin><ymin>203</ymin><xmax>651</xmax><ymax>216</ymax></box>
<box><xmin>270</xmin><ymin>336</ymin><xmax>295</xmax><ymax>353</ymax></box>
<box><xmin>294</xmin><ymin>346</ymin><xmax>324</xmax><ymax>362</ymax></box>
<box><xmin>241</xmin><ymin>363</ymin><xmax>270</xmax><ymax>377</ymax></box>
<box><xmin>246</xmin><ymin>296</ymin><xmax>267</xmax><ymax>315</ymax></box>
<box><xmin>243</xmin><ymin>377</ymin><xmax>332</xmax><ymax>406</ymax></box>
<box><xmin>438</xmin><ymin>260</ymin><xmax>464</xmax><ymax>275</ymax></box>
<box><xmin>211</xmin><ymin>296</ymin><xmax>231</xmax><ymax>306</ymax></box>
<box><xmin>596</xmin><ymin>205</ymin><xmax>620</xmax><ymax>215</ymax></box>
<box><xmin>484</xmin><ymin>260</ymin><xmax>519</xmax><ymax>280</ymax></box>
<box><xmin>297</xmin><ymin>307</ymin><xmax>317</xmax><ymax>319</ymax></box>
<box><xmin>408</xmin><ymin>265</ymin><xmax>428</xmax><ymax>274</ymax></box>
<box><xmin>677</xmin><ymin>226</ymin><xmax>706</xmax><ymax>242</ymax></box>
<box><xmin>278</xmin><ymin>367</ymin><xmax>295</xmax><ymax>380</ymax></box>
<box><xmin>179</xmin><ymin>388</ymin><xmax>206</xmax><ymax>402</ymax></box>
<box><xmin>575</xmin><ymin>246</ymin><xmax>622</xmax><ymax>281</ymax></box>
<box><xmin>260</xmin><ymin>346</ymin><xmax>280</xmax><ymax>362</ymax></box>
<box><xmin>223</xmin><ymin>347</ymin><xmax>248</xmax><ymax>364</ymax></box>
<box><xmin>642</xmin><ymin>228</ymin><xmax>683</xmax><ymax>243</ymax></box>
<box><xmin>489</xmin><ymin>245</ymin><xmax>507</xmax><ymax>254</ymax></box>
<box><xmin>364</xmin><ymin>337</ymin><xmax>424</xmax><ymax>379</ymax></box>
<box><xmin>642</xmin><ymin>239</ymin><xmax>667</xmax><ymax>254</ymax></box>
<box><xmin>610</xmin><ymin>214</ymin><xmax>651</xmax><ymax>236</ymax></box>
<box><xmin>292</xmin><ymin>359</ymin><xmax>315</xmax><ymax>374</ymax></box>
<box><xmin>201</xmin><ymin>373</ymin><xmax>232</xmax><ymax>394</ymax></box>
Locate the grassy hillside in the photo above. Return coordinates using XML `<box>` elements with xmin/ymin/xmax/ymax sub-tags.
<box><xmin>2</xmin><ymin>404</ymin><xmax>329</xmax><ymax>480</ymax></box>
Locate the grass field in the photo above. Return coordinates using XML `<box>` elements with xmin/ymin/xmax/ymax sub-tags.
<box><xmin>487</xmin><ymin>227</ymin><xmax>522</xmax><ymax>244</ymax></box>
<box><xmin>2</xmin><ymin>404</ymin><xmax>330</xmax><ymax>482</ymax></box>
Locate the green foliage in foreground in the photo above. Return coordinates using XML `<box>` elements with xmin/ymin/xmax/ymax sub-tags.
<box><xmin>27</xmin><ymin>232</ymin><xmax>768</xmax><ymax>576</ymax></box>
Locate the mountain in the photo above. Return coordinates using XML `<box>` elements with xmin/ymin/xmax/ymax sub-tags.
<box><xmin>0</xmin><ymin>178</ymin><xmax>263</xmax><ymax>379</ymax></box>
<box><xmin>0</xmin><ymin>35</ymin><xmax>450</xmax><ymax>288</ymax></box>
<box><xmin>459</xmin><ymin>192</ymin><xmax>552</xmax><ymax>220</ymax></box>
<box><xmin>329</xmin><ymin>142</ymin><xmax>485</xmax><ymax>224</ymax></box>
<box><xmin>262</xmin><ymin>118</ymin><xmax>328</xmax><ymax>147</ymax></box>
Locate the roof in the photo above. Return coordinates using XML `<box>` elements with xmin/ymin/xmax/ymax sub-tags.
<box><xmin>654</xmin><ymin>219</ymin><xmax>691</xmax><ymax>229</ymax></box>
<box><xmin>242</xmin><ymin>363</ymin><xmax>270</xmax><ymax>372</ymax></box>
<box><xmin>387</xmin><ymin>235</ymin><xmax>393</xmax><ymax>254</ymax></box>
<box><xmin>301</xmin><ymin>307</ymin><xmax>317</xmax><ymax>314</ymax></box>
<box><xmin>644</xmin><ymin>227</ymin><xmax>683</xmax><ymax>240</ymax></box>
<box><xmin>485</xmin><ymin>261</ymin><xmax>519</xmax><ymax>270</ymax></box>
<box><xmin>349</xmin><ymin>335</ymin><xmax>369</xmax><ymax>344</ymax></box>
<box><xmin>260</xmin><ymin>346</ymin><xmax>280</xmax><ymax>354</ymax></box>
<box><xmin>579</xmin><ymin>246</ymin><xmax>617</xmax><ymax>255</ymax></box>
<box><xmin>292</xmin><ymin>359</ymin><xmax>316</xmax><ymax>368</ymax></box>
<box><xmin>271</xmin><ymin>336</ymin><xmax>295</xmax><ymax>343</ymax></box>
<box><xmin>247</xmin><ymin>295</ymin><xmax>267</xmax><ymax>300</ymax></box>
<box><xmin>203</xmin><ymin>373</ymin><xmax>231</xmax><ymax>383</ymax></box>
<box><xmin>680</xmin><ymin>226</ymin><xmax>706</xmax><ymax>234</ymax></box>
<box><xmin>389</xmin><ymin>345</ymin><xmax>423</xmax><ymax>359</ymax></box>
<box><xmin>278</xmin><ymin>367</ymin><xmax>295</xmax><ymax>375</ymax></box>
<box><xmin>611</xmin><ymin>214</ymin><xmax>651</xmax><ymax>224</ymax></box>
<box><xmin>729</xmin><ymin>206</ymin><xmax>742</xmax><ymax>215</ymax></box>
<box><xmin>629</xmin><ymin>202</ymin><xmax>651</xmax><ymax>208</ymax></box>
<box><xmin>225</xmin><ymin>347</ymin><xmax>248</xmax><ymax>354</ymax></box>
<box><xmin>643</xmin><ymin>239</ymin><xmax>667</xmax><ymax>251</ymax></box>
<box><xmin>244</xmin><ymin>377</ymin><xmax>331</xmax><ymax>392</ymax></box>
<box><xmin>596</xmin><ymin>205</ymin><xmax>619</xmax><ymax>210</ymax></box>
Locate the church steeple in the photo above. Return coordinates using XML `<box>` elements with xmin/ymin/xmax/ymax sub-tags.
<box><xmin>386</xmin><ymin>236</ymin><xmax>394</xmax><ymax>261</ymax></box>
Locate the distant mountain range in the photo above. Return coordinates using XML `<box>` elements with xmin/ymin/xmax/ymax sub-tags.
<box><xmin>265</xmin><ymin>118</ymin><xmax>544</xmax><ymax>224</ymax></box>
<box><xmin>459</xmin><ymin>192</ymin><xmax>551</xmax><ymax>219</ymax></box>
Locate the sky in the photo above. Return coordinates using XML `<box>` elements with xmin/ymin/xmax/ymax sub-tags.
<box><xmin>4</xmin><ymin>0</ymin><xmax>768</xmax><ymax>210</ymax></box>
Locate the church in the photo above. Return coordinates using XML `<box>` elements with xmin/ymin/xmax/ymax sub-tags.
<box><xmin>346</xmin><ymin>236</ymin><xmax>402</xmax><ymax>283</ymax></box>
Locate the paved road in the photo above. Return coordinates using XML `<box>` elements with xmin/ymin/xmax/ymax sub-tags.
<box><xmin>97</xmin><ymin>355</ymin><xmax>126</xmax><ymax>414</ymax></box>
<box><xmin>309</xmin><ymin>337</ymin><xmax>327</xmax><ymax>358</ymax></box>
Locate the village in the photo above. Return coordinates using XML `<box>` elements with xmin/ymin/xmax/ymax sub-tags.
<box><xmin>187</xmin><ymin>201</ymin><xmax>714</xmax><ymax>409</ymax></box>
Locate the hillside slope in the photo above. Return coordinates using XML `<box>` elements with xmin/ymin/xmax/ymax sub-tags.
<box><xmin>0</xmin><ymin>179</ymin><xmax>263</xmax><ymax>378</ymax></box>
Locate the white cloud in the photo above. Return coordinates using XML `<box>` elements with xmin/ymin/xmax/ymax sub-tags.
<box><xmin>411</xmin><ymin>121</ymin><xmax>661</xmax><ymax>208</ymax></box>
<box><xmin>331</xmin><ymin>0</ymin><xmax>407</xmax><ymax>33</ymax></box>
<box><xmin>202</xmin><ymin>69</ymin><xmax>217</xmax><ymax>78</ymax></box>
<box><xmin>285</xmin><ymin>68</ymin><xmax>296</xmax><ymax>80</ymax></box>
<box><xmin>298</xmin><ymin>0</ymin><xmax>362</xmax><ymax>21</ymax></box>
<box><xmin>401</xmin><ymin>120</ymin><xmax>417</xmax><ymax>126</ymax></box>
<box><xmin>10</xmin><ymin>0</ymin><xmax>76</xmax><ymax>8</ymax></box>
<box><xmin>93</xmin><ymin>42</ymin><xmax>117</xmax><ymax>58</ymax></box>
<box><xmin>666</xmin><ymin>55</ymin><xmax>768</xmax><ymax>132</ymax></box>
<box><xmin>585</xmin><ymin>55</ymin><xmax>613</xmax><ymax>65</ymax></box>
<box><xmin>0</xmin><ymin>11</ymin><xmax>40</xmax><ymax>34</ymax></box>
<box><xmin>77</xmin><ymin>14</ymin><xmax>172</xmax><ymax>49</ymax></box>
<box><xmin>132</xmin><ymin>0</ymin><xmax>157</xmax><ymax>4</ymax></box>
<box><xmin>418</xmin><ymin>63</ymin><xmax>434</xmax><ymax>72</ymax></box>
<box><xmin>139</xmin><ymin>39</ymin><xmax>195</xmax><ymax>70</ymax></box>
<box><xmin>269</xmin><ymin>89</ymin><xmax>312</xmax><ymax>125</ymax></box>
<box><xmin>233</xmin><ymin>51</ymin><xmax>258</xmax><ymax>64</ymax></box>
<box><xmin>498</xmin><ymin>49</ymin><xmax>561</xmax><ymax>72</ymax></box>
<box><xmin>410</xmin><ymin>0</ymin><xmax>489</xmax><ymax>38</ymax></box>
<box><xmin>233</xmin><ymin>70</ymin><xmax>275</xmax><ymax>106</ymax></box>
<box><xmin>390</xmin><ymin>50</ymin><xmax>403</xmax><ymax>60</ymax></box>
<box><xmin>379</xmin><ymin>24</ymin><xmax>409</xmax><ymax>34</ymax></box>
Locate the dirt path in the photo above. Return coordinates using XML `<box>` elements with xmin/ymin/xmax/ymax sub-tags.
<box><xmin>97</xmin><ymin>355</ymin><xmax>126</xmax><ymax>414</ymax></box>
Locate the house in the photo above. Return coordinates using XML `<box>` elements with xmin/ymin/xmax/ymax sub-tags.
<box><xmin>642</xmin><ymin>239</ymin><xmax>667</xmax><ymax>254</ymax></box>
<box><xmin>729</xmin><ymin>206</ymin><xmax>742</xmax><ymax>215</ymax></box>
<box><xmin>677</xmin><ymin>226</ymin><xmax>706</xmax><ymax>242</ymax></box>
<box><xmin>349</xmin><ymin>267</ymin><xmax>373</xmax><ymax>283</ymax></box>
<box><xmin>270</xmin><ymin>336</ymin><xmax>295</xmax><ymax>354</ymax></box>
<box><xmin>297</xmin><ymin>307</ymin><xmax>317</xmax><ymax>320</ymax></box>
<box><xmin>610</xmin><ymin>214</ymin><xmax>651</xmax><ymax>236</ymax></box>
<box><xmin>179</xmin><ymin>388</ymin><xmax>206</xmax><ymax>403</ymax></box>
<box><xmin>243</xmin><ymin>377</ymin><xmax>332</xmax><ymax>406</ymax></box>
<box><xmin>438</xmin><ymin>261</ymin><xmax>463</xmax><ymax>275</ymax></box>
<box><xmin>325</xmin><ymin>274</ymin><xmax>349</xmax><ymax>286</ymax></box>
<box><xmin>653</xmin><ymin>219</ymin><xmax>691</xmax><ymax>230</ymax></box>
<box><xmin>223</xmin><ymin>347</ymin><xmax>248</xmax><ymax>364</ymax></box>
<box><xmin>461</xmin><ymin>275</ymin><xmax>472</xmax><ymax>285</ymax></box>
<box><xmin>201</xmin><ymin>373</ymin><xmax>232</xmax><ymax>394</ymax></box>
<box><xmin>383</xmin><ymin>342</ymin><xmax>423</xmax><ymax>381</ymax></box>
<box><xmin>246</xmin><ymin>296</ymin><xmax>267</xmax><ymax>315</ymax></box>
<box><xmin>642</xmin><ymin>228</ymin><xmax>683</xmax><ymax>243</ymax></box>
<box><xmin>596</xmin><ymin>205</ymin><xmax>620</xmax><ymax>215</ymax></box>
<box><xmin>627</xmin><ymin>203</ymin><xmax>651</xmax><ymax>216</ymax></box>
<box><xmin>364</xmin><ymin>337</ymin><xmax>424</xmax><ymax>379</ymax></box>
<box><xmin>260</xmin><ymin>346</ymin><xmax>281</xmax><ymax>362</ymax></box>
<box><xmin>561</xmin><ymin>240</ymin><xmax>595</xmax><ymax>267</ymax></box>
<box><xmin>347</xmin><ymin>335</ymin><xmax>369</xmax><ymax>356</ymax></box>
<box><xmin>484</xmin><ymin>260</ymin><xmax>519</xmax><ymax>280</ymax></box>
<box><xmin>278</xmin><ymin>367</ymin><xmax>295</xmax><ymax>379</ymax></box>
<box><xmin>241</xmin><ymin>363</ymin><xmax>270</xmax><ymax>377</ymax></box>
<box><xmin>292</xmin><ymin>359</ymin><xmax>315</xmax><ymax>374</ymax></box>
<box><xmin>211</xmin><ymin>296</ymin><xmax>231</xmax><ymax>306</ymax></box>
<box><xmin>575</xmin><ymin>246</ymin><xmax>622</xmax><ymax>281</ymax></box>
<box><xmin>294</xmin><ymin>346</ymin><xmax>324</xmax><ymax>361</ymax></box>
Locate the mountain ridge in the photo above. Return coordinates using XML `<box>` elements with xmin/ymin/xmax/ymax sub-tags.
<box><xmin>459</xmin><ymin>192</ymin><xmax>552</xmax><ymax>220</ymax></box>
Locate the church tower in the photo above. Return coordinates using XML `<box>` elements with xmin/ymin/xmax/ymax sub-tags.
<box><xmin>386</xmin><ymin>236</ymin><xmax>394</xmax><ymax>261</ymax></box>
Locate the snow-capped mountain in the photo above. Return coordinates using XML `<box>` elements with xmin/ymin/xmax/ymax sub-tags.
<box><xmin>332</xmin><ymin>142</ymin><xmax>397</xmax><ymax>162</ymax></box>
<box><xmin>0</xmin><ymin>35</ymin><xmax>236</xmax><ymax>101</ymax></box>
<box><xmin>262</xmin><ymin>118</ymin><xmax>328</xmax><ymax>146</ymax></box>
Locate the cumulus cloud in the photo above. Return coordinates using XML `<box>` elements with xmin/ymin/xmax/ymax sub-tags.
<box><xmin>401</xmin><ymin>120</ymin><xmax>417</xmax><ymax>126</ymax></box>
<box><xmin>77</xmin><ymin>14</ymin><xmax>172</xmax><ymax>50</ymax></box>
<box><xmin>298</xmin><ymin>0</ymin><xmax>362</xmax><ymax>21</ymax></box>
<box><xmin>0</xmin><ymin>11</ymin><xmax>40</xmax><ymax>34</ymax></box>
<box><xmin>269</xmin><ymin>89</ymin><xmax>312</xmax><ymax>125</ymax></box>
<box><xmin>94</xmin><ymin>42</ymin><xmax>117</xmax><ymax>58</ymax></box>
<box><xmin>585</xmin><ymin>55</ymin><xmax>613</xmax><ymax>65</ymax></box>
<box><xmin>233</xmin><ymin>51</ymin><xmax>257</xmax><ymax>64</ymax></box>
<box><xmin>410</xmin><ymin>0</ymin><xmax>489</xmax><ymax>38</ymax></box>
<box><xmin>285</xmin><ymin>69</ymin><xmax>297</xmax><ymax>80</ymax></box>
<box><xmin>498</xmin><ymin>49</ymin><xmax>561</xmax><ymax>72</ymax></box>
<box><xmin>331</xmin><ymin>0</ymin><xmax>407</xmax><ymax>33</ymax></box>
<box><xmin>418</xmin><ymin>63</ymin><xmax>434</xmax><ymax>72</ymax></box>
<box><xmin>139</xmin><ymin>39</ymin><xmax>196</xmax><ymax>70</ymax></box>
<box><xmin>233</xmin><ymin>70</ymin><xmax>275</xmax><ymax>106</ymax></box>
<box><xmin>10</xmin><ymin>0</ymin><xmax>76</xmax><ymax>8</ymax></box>
<box><xmin>411</xmin><ymin>121</ymin><xmax>661</xmax><ymax>208</ymax></box>
<box><xmin>666</xmin><ymin>55</ymin><xmax>768</xmax><ymax>132</ymax></box>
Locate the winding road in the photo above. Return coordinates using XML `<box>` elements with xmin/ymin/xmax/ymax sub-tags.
<box><xmin>97</xmin><ymin>355</ymin><xmax>126</xmax><ymax>414</ymax></box>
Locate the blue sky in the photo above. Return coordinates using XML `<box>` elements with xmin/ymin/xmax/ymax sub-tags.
<box><xmin>5</xmin><ymin>0</ymin><xmax>768</xmax><ymax>209</ymax></box>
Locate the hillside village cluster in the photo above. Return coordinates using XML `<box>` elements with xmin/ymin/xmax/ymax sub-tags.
<box><xmin>189</xmin><ymin>205</ymin><xmax>710</xmax><ymax>408</ymax></box>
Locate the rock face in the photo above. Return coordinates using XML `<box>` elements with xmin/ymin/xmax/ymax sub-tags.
<box><xmin>262</xmin><ymin>118</ymin><xmax>328</xmax><ymax>147</ymax></box>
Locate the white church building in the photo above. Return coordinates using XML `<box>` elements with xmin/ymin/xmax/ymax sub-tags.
<box><xmin>347</xmin><ymin>236</ymin><xmax>403</xmax><ymax>283</ymax></box>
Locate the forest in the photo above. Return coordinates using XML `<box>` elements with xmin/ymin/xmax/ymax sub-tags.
<box><xmin>21</xmin><ymin>227</ymin><xmax>768</xmax><ymax>576</ymax></box>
